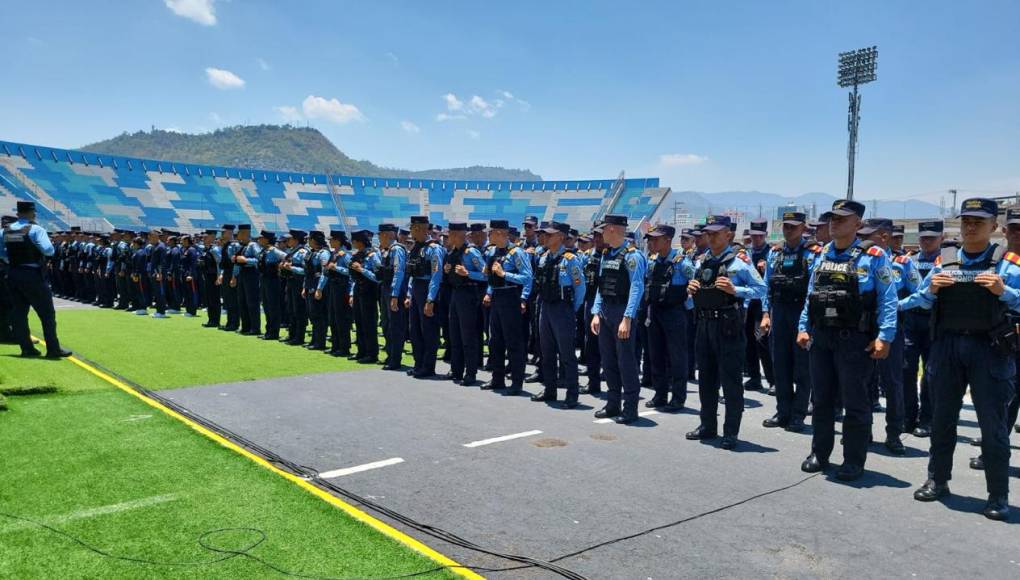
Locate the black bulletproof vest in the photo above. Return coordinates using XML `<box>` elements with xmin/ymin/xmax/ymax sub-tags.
<box><xmin>487</xmin><ymin>248</ymin><xmax>508</xmax><ymax>289</ymax></box>
<box><xmin>304</xmin><ymin>248</ymin><xmax>322</xmax><ymax>289</ymax></box>
<box><xmin>378</xmin><ymin>246</ymin><xmax>394</xmax><ymax>286</ymax></box>
<box><xmin>257</xmin><ymin>246</ymin><xmax>276</xmax><ymax>276</ymax></box>
<box><xmin>4</xmin><ymin>224</ymin><xmax>44</xmax><ymax>267</ymax></box>
<box><xmin>351</xmin><ymin>248</ymin><xmax>378</xmax><ymax>294</ymax></box>
<box><xmin>935</xmin><ymin>245</ymin><xmax>1007</xmax><ymax>334</ymax></box>
<box><xmin>646</xmin><ymin>253</ymin><xmax>687</xmax><ymax>306</ymax></box>
<box><xmin>408</xmin><ymin>243</ymin><xmax>429</xmax><ymax>278</ymax></box>
<box><xmin>807</xmin><ymin>245</ymin><xmax>876</xmax><ymax>331</ymax></box>
<box><xmin>584</xmin><ymin>250</ymin><xmax>601</xmax><ymax>300</ymax></box>
<box><xmin>598</xmin><ymin>247</ymin><xmax>631</xmax><ymax>304</ymax></box>
<box><xmin>768</xmin><ymin>245</ymin><xmax>810</xmax><ymax>304</ymax></box>
<box><xmin>540</xmin><ymin>251</ymin><xmax>572</xmax><ymax>303</ymax></box>
<box><xmin>692</xmin><ymin>251</ymin><xmax>740</xmax><ymax>310</ymax></box>
<box><xmin>445</xmin><ymin>245</ymin><xmax>468</xmax><ymax>287</ymax></box>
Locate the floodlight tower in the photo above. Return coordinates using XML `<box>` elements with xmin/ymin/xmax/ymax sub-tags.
<box><xmin>838</xmin><ymin>46</ymin><xmax>878</xmax><ymax>201</ymax></box>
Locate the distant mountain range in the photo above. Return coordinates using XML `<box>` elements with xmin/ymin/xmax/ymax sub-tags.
<box><xmin>656</xmin><ymin>190</ymin><xmax>944</xmax><ymax>221</ymax></box>
<box><xmin>81</xmin><ymin>125</ymin><xmax>543</xmax><ymax>181</ymax></box>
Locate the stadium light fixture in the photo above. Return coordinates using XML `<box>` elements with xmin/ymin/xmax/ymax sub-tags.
<box><xmin>837</xmin><ymin>45</ymin><xmax>878</xmax><ymax>201</ymax></box>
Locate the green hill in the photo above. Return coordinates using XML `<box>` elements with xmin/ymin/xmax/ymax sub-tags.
<box><xmin>80</xmin><ymin>125</ymin><xmax>541</xmax><ymax>181</ymax></box>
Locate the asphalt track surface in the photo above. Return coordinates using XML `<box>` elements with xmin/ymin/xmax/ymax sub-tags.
<box><xmin>160</xmin><ymin>357</ymin><xmax>1020</xmax><ymax>580</ymax></box>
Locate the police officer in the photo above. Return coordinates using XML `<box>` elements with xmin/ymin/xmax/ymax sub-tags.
<box><xmin>378</xmin><ymin>223</ymin><xmax>408</xmax><ymax>370</ymax></box>
<box><xmin>911</xmin><ymin>198</ymin><xmax>1017</xmax><ymax>521</ymax></box>
<box><xmin>891</xmin><ymin>225</ymin><xmax>905</xmax><ymax>256</ymax></box>
<box><xmin>325</xmin><ymin>230</ymin><xmax>353</xmax><ymax>357</ymax></box>
<box><xmin>440</xmin><ymin>222</ymin><xmax>487</xmax><ymax>385</ymax></box>
<box><xmin>231</xmin><ymin>224</ymin><xmax>262</xmax><ymax>335</ymax></box>
<box><xmin>643</xmin><ymin>224</ymin><xmax>692</xmax><ymax>410</ymax></box>
<box><xmin>902</xmin><ymin>220</ymin><xmax>943</xmax><ymax>437</ymax></box>
<box><xmin>590</xmin><ymin>214</ymin><xmax>646</xmax><ymax>423</ymax></box>
<box><xmin>179</xmin><ymin>235</ymin><xmax>200</xmax><ymax>317</ymax></box>
<box><xmin>0</xmin><ymin>201</ymin><xmax>71</xmax><ymax>358</ymax></box>
<box><xmin>685</xmin><ymin>215</ymin><xmax>766</xmax><ymax>448</ymax></box>
<box><xmin>744</xmin><ymin>220</ymin><xmax>775</xmax><ymax>393</ymax></box>
<box><xmin>482</xmin><ymin>219</ymin><xmax>533</xmax><ymax>394</ymax></box>
<box><xmin>255</xmin><ymin>230</ymin><xmax>286</xmax><ymax>340</ymax></box>
<box><xmin>200</xmin><ymin>229</ymin><xmax>222</xmax><ymax>327</ymax></box>
<box><xmin>281</xmin><ymin>230</ymin><xmax>309</xmax><ymax>345</ymax></box>
<box><xmin>147</xmin><ymin>230</ymin><xmax>169</xmax><ymax>318</ymax></box>
<box><xmin>0</xmin><ymin>215</ymin><xmax>16</xmax><ymax>344</ymax></box>
<box><xmin>405</xmin><ymin>217</ymin><xmax>444</xmax><ymax>379</ymax></box>
<box><xmin>350</xmin><ymin>229</ymin><xmax>381</xmax><ymax>363</ymax></box>
<box><xmin>218</xmin><ymin>224</ymin><xmax>241</xmax><ymax>331</ymax></box>
<box><xmin>129</xmin><ymin>234</ymin><xmax>149</xmax><ymax>314</ymax></box>
<box><xmin>531</xmin><ymin>222</ymin><xmax>586</xmax><ymax>408</ymax></box>
<box><xmin>760</xmin><ymin>211</ymin><xmax>818</xmax><ymax>432</ymax></box>
<box><xmin>304</xmin><ymin>231</ymin><xmax>331</xmax><ymax>350</ymax></box>
<box><xmin>469</xmin><ymin>222</ymin><xmax>489</xmax><ymax>369</ymax></box>
<box><xmin>797</xmin><ymin>199</ymin><xmax>898</xmax><ymax>481</ymax></box>
<box><xmin>580</xmin><ymin>226</ymin><xmax>605</xmax><ymax>394</ymax></box>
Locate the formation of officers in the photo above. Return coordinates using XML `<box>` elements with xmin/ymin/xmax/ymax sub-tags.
<box><xmin>10</xmin><ymin>197</ymin><xmax>1019</xmax><ymax>522</ymax></box>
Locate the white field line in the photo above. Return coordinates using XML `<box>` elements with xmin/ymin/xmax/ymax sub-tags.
<box><xmin>1</xmin><ymin>494</ymin><xmax>181</xmax><ymax>534</ymax></box>
<box><xmin>462</xmin><ymin>430</ymin><xmax>543</xmax><ymax>448</ymax></box>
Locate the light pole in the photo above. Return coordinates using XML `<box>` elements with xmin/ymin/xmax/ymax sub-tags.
<box><xmin>838</xmin><ymin>46</ymin><xmax>878</xmax><ymax>201</ymax></box>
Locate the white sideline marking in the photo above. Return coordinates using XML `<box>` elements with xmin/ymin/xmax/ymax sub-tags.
<box><xmin>1</xmin><ymin>494</ymin><xmax>180</xmax><ymax>534</ymax></box>
<box><xmin>593</xmin><ymin>410</ymin><xmax>660</xmax><ymax>424</ymax></box>
<box><xmin>462</xmin><ymin>430</ymin><xmax>543</xmax><ymax>448</ymax></box>
<box><xmin>318</xmin><ymin>457</ymin><xmax>405</xmax><ymax>479</ymax></box>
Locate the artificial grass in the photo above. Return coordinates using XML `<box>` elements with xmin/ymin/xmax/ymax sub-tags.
<box><xmin>32</xmin><ymin>309</ymin><xmax>366</xmax><ymax>390</ymax></box>
<box><xmin>0</xmin><ymin>342</ymin><xmax>110</xmax><ymax>395</ymax></box>
<box><xmin>0</xmin><ymin>356</ymin><xmax>458</xmax><ymax>579</ymax></box>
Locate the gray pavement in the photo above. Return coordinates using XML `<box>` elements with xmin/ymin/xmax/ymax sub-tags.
<box><xmin>160</xmin><ymin>364</ymin><xmax>1020</xmax><ymax>580</ymax></box>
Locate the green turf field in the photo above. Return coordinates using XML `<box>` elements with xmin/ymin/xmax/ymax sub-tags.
<box><xmin>0</xmin><ymin>310</ymin><xmax>461</xmax><ymax>579</ymax></box>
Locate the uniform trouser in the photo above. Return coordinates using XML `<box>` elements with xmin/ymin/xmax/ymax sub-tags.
<box><xmin>450</xmin><ymin>285</ymin><xmax>482</xmax><ymax>380</ymax></box>
<box><xmin>409</xmin><ymin>279</ymin><xmax>439</xmax><ymax>375</ymax></box>
<box><xmin>307</xmin><ymin>286</ymin><xmax>328</xmax><ymax>347</ymax></box>
<box><xmin>166</xmin><ymin>275</ymin><xmax>180</xmax><ymax>310</ymax></box>
<box><xmin>540</xmin><ymin>299</ymin><xmax>580</xmax><ymax>397</ymax></box>
<box><xmin>287</xmin><ymin>279</ymin><xmax>306</xmax><ymax>341</ymax></box>
<box><xmin>0</xmin><ymin>271</ymin><xmax>14</xmax><ymax>341</ymax></box>
<box><xmin>687</xmin><ymin>314</ymin><xmax>698</xmax><ymax>379</ymax></box>
<box><xmin>744</xmin><ymin>299</ymin><xmax>774</xmax><ymax>386</ymax></box>
<box><xmin>598</xmin><ymin>302</ymin><xmax>641</xmax><ymax>414</ymax></box>
<box><xmin>647</xmin><ymin>303</ymin><xmax>689</xmax><ymax>405</ymax></box>
<box><xmin>221</xmin><ymin>273</ymin><xmax>239</xmax><ymax>329</ymax></box>
<box><xmin>769</xmin><ymin>301</ymin><xmax>811</xmax><ymax>423</ymax></box>
<box><xmin>526</xmin><ymin>294</ymin><xmax>540</xmax><ymax>357</ymax></box>
<box><xmin>379</xmin><ymin>290</ymin><xmax>390</xmax><ymax>348</ymax></box>
<box><xmin>327</xmin><ymin>281</ymin><xmax>352</xmax><ymax>354</ymax></box>
<box><xmin>476</xmin><ymin>286</ymin><xmax>487</xmax><ymax>367</ymax></box>
<box><xmin>636</xmin><ymin>307</ymin><xmax>652</xmax><ymax>383</ymax></box>
<box><xmin>204</xmin><ymin>273</ymin><xmax>221</xmax><ymax>325</ymax></box>
<box><xmin>583</xmin><ymin>297</ymin><xmax>601</xmax><ymax>389</ymax></box>
<box><xmin>184</xmin><ymin>276</ymin><xmax>200</xmax><ymax>315</ymax></box>
<box><xmin>115</xmin><ymin>273</ymin><xmax>130</xmax><ymax>308</ymax></box>
<box><xmin>810</xmin><ymin>328</ymin><xmax>876</xmax><ymax>468</ymax></box>
<box><xmin>385</xmin><ymin>294</ymin><xmax>408</xmax><ymax>367</ymax></box>
<box><xmin>902</xmin><ymin>311</ymin><xmax>933</xmax><ymax>429</ymax></box>
<box><xmin>150</xmin><ymin>273</ymin><xmax>167</xmax><ymax>314</ymax></box>
<box><xmin>437</xmin><ymin>284</ymin><xmax>451</xmax><ymax>355</ymax></box>
<box><xmin>696</xmin><ymin>309</ymin><xmax>746</xmax><ymax>436</ymax></box>
<box><xmin>927</xmin><ymin>334</ymin><xmax>1015</xmax><ymax>497</ymax></box>
<box><xmin>8</xmin><ymin>266</ymin><xmax>61</xmax><ymax>354</ymax></box>
<box><xmin>877</xmin><ymin>326</ymin><xmax>906</xmax><ymax>438</ymax></box>
<box><xmin>354</xmin><ymin>289</ymin><xmax>379</xmax><ymax>359</ymax></box>
<box><xmin>260</xmin><ymin>274</ymin><xmax>282</xmax><ymax>337</ymax></box>
<box><xmin>131</xmin><ymin>276</ymin><xmax>147</xmax><ymax>311</ymax></box>
<box><xmin>489</xmin><ymin>287</ymin><xmax>525</xmax><ymax>387</ymax></box>
<box><xmin>238</xmin><ymin>268</ymin><xmax>261</xmax><ymax>333</ymax></box>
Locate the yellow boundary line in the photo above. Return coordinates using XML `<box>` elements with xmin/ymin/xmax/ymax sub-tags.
<box><xmin>48</xmin><ymin>347</ymin><xmax>483</xmax><ymax>580</ymax></box>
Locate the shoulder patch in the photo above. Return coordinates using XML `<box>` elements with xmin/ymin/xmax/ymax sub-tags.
<box><xmin>1004</xmin><ymin>251</ymin><xmax>1020</xmax><ymax>266</ymax></box>
<box><xmin>866</xmin><ymin>246</ymin><xmax>883</xmax><ymax>257</ymax></box>
<box><xmin>563</xmin><ymin>252</ymin><xmax>575</xmax><ymax>260</ymax></box>
<box><xmin>337</xmin><ymin>251</ymin><xmax>345</xmax><ymax>257</ymax></box>
<box><xmin>894</xmin><ymin>255</ymin><xmax>908</xmax><ymax>264</ymax></box>
<box><xmin>508</xmin><ymin>247</ymin><xmax>518</xmax><ymax>255</ymax></box>
<box><xmin>809</xmin><ymin>244</ymin><xmax>823</xmax><ymax>254</ymax></box>
<box><xmin>367</xmin><ymin>252</ymin><xmax>375</xmax><ymax>258</ymax></box>
<box><xmin>737</xmin><ymin>252</ymin><xmax>751</xmax><ymax>264</ymax></box>
<box><xmin>626</xmin><ymin>247</ymin><xmax>636</xmax><ymax>253</ymax></box>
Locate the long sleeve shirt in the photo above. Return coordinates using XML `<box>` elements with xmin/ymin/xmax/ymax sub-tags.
<box><xmin>485</xmin><ymin>242</ymin><xmax>533</xmax><ymax>300</ymax></box>
<box><xmin>408</xmin><ymin>242</ymin><xmax>445</xmax><ymax>302</ymax></box>
<box><xmin>385</xmin><ymin>243</ymin><xmax>408</xmax><ymax>299</ymax></box>
<box><xmin>761</xmin><ymin>241</ymin><xmax>820</xmax><ymax>313</ymax></box>
<box><xmin>233</xmin><ymin>240</ymin><xmax>261</xmax><ymax>275</ymax></box>
<box><xmin>901</xmin><ymin>243</ymin><xmax>1020</xmax><ymax>314</ymax></box>
<box><xmin>591</xmin><ymin>242</ymin><xmax>646</xmax><ymax>319</ymax></box>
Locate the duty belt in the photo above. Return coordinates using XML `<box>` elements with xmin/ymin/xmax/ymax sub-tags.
<box><xmin>696</xmin><ymin>304</ymin><xmax>740</xmax><ymax>319</ymax></box>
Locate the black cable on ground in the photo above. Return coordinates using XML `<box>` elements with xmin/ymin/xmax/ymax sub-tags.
<box><xmin>20</xmin><ymin>350</ymin><xmax>821</xmax><ymax>579</ymax></box>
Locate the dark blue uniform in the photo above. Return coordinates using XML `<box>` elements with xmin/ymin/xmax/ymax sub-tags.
<box><xmin>0</xmin><ymin>218</ymin><xmax>63</xmax><ymax>356</ymax></box>
<box><xmin>644</xmin><ymin>248</ymin><xmax>693</xmax><ymax>408</ymax></box>
<box><xmin>484</xmin><ymin>243</ymin><xmax>533</xmax><ymax>391</ymax></box>
<box><xmin>445</xmin><ymin>243</ymin><xmax>486</xmax><ymax>382</ymax></box>
<box><xmin>535</xmin><ymin>247</ymin><xmax>586</xmax><ymax>404</ymax></box>
<box><xmin>592</xmin><ymin>242</ymin><xmax>646</xmax><ymax>418</ymax></box>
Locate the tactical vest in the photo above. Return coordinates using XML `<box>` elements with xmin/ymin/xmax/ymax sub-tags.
<box><xmin>257</xmin><ymin>247</ymin><xmax>276</xmax><ymax>277</ymax></box>
<box><xmin>540</xmin><ymin>251</ymin><xmax>573</xmax><ymax>303</ymax></box>
<box><xmin>934</xmin><ymin>244</ymin><xmax>1008</xmax><ymax>335</ymax></box>
<box><xmin>351</xmin><ymin>248</ymin><xmax>378</xmax><ymax>294</ymax></box>
<box><xmin>407</xmin><ymin>243</ymin><xmax>430</xmax><ymax>278</ymax></box>
<box><xmin>4</xmin><ymin>224</ymin><xmax>45</xmax><ymax>267</ymax></box>
<box><xmin>807</xmin><ymin>243</ymin><xmax>877</xmax><ymax>332</ymax></box>
<box><xmin>220</xmin><ymin>241</ymin><xmax>237</xmax><ymax>278</ymax></box>
<box><xmin>96</xmin><ymin>247</ymin><xmax>109</xmax><ymax>274</ymax></box>
<box><xmin>487</xmin><ymin>248</ymin><xmax>509</xmax><ymax>289</ymax></box>
<box><xmin>584</xmin><ymin>250</ymin><xmax>601</xmax><ymax>301</ymax></box>
<box><xmin>326</xmin><ymin>249</ymin><xmax>350</xmax><ymax>285</ymax></box>
<box><xmin>646</xmin><ymin>253</ymin><xmax>687</xmax><ymax>307</ymax></box>
<box><xmin>768</xmin><ymin>246</ymin><xmax>810</xmax><ymax>304</ymax></box>
<box><xmin>378</xmin><ymin>245</ymin><xmax>396</xmax><ymax>287</ymax></box>
<box><xmin>304</xmin><ymin>248</ymin><xmax>323</xmax><ymax>289</ymax></box>
<box><xmin>598</xmin><ymin>247</ymin><xmax>632</xmax><ymax>304</ymax></box>
<box><xmin>445</xmin><ymin>245</ymin><xmax>473</xmax><ymax>287</ymax></box>
<box><xmin>692</xmin><ymin>251</ymin><xmax>741</xmax><ymax>310</ymax></box>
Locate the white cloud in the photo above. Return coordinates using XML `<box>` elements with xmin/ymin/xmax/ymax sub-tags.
<box><xmin>436</xmin><ymin>112</ymin><xmax>467</xmax><ymax>122</ymax></box>
<box><xmin>443</xmin><ymin>93</ymin><xmax>464</xmax><ymax>111</ymax></box>
<box><xmin>659</xmin><ymin>153</ymin><xmax>709</xmax><ymax>167</ymax></box>
<box><xmin>165</xmin><ymin>0</ymin><xmax>216</xmax><ymax>26</ymax></box>
<box><xmin>385</xmin><ymin>52</ymin><xmax>399</xmax><ymax>65</ymax></box>
<box><xmin>275</xmin><ymin>106</ymin><xmax>302</xmax><ymax>122</ymax></box>
<box><xmin>497</xmin><ymin>89</ymin><xmax>531</xmax><ymax>111</ymax></box>
<box><xmin>209</xmin><ymin>112</ymin><xmax>224</xmax><ymax>124</ymax></box>
<box><xmin>401</xmin><ymin>121</ymin><xmax>421</xmax><ymax>134</ymax></box>
<box><xmin>165</xmin><ymin>127</ymin><xmax>185</xmax><ymax>133</ymax></box>
<box><xmin>467</xmin><ymin>129</ymin><xmax>481</xmax><ymax>140</ymax></box>
<box><xmin>256</xmin><ymin>57</ymin><xmax>271</xmax><ymax>71</ymax></box>
<box><xmin>301</xmin><ymin>95</ymin><xmax>365</xmax><ymax>124</ymax></box>
<box><xmin>469</xmin><ymin>95</ymin><xmax>497</xmax><ymax>118</ymax></box>
<box><xmin>500</xmin><ymin>90</ymin><xmax>515</xmax><ymax>100</ymax></box>
<box><xmin>205</xmin><ymin>67</ymin><xmax>245</xmax><ymax>90</ymax></box>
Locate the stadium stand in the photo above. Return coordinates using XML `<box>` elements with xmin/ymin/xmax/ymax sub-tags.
<box><xmin>0</xmin><ymin>140</ymin><xmax>669</xmax><ymax>232</ymax></box>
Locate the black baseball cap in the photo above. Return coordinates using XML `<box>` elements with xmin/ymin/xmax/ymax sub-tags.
<box><xmin>918</xmin><ymin>220</ymin><xmax>945</xmax><ymax>236</ymax></box>
<box><xmin>858</xmin><ymin>217</ymin><xmax>893</xmax><ymax>235</ymax></box>
<box><xmin>1006</xmin><ymin>210</ymin><xmax>1020</xmax><ymax>226</ymax></box>
<box><xmin>781</xmin><ymin>211</ymin><xmax>807</xmax><ymax>225</ymax></box>
<box><xmin>644</xmin><ymin>224</ymin><xmax>676</xmax><ymax>238</ymax></box>
<box><xmin>892</xmin><ymin>224</ymin><xmax>905</xmax><ymax>237</ymax></box>
<box><xmin>830</xmin><ymin>199</ymin><xmax>866</xmax><ymax>218</ymax></box>
<box><xmin>541</xmin><ymin>221</ymin><xmax>570</xmax><ymax>235</ymax></box>
<box><xmin>958</xmin><ymin>198</ymin><xmax>997</xmax><ymax>219</ymax></box>
<box><xmin>448</xmin><ymin>222</ymin><xmax>469</xmax><ymax>232</ymax></box>
<box><xmin>603</xmin><ymin>214</ymin><xmax>628</xmax><ymax>227</ymax></box>
<box><xmin>748</xmin><ymin>220</ymin><xmax>768</xmax><ymax>235</ymax></box>
<box><xmin>702</xmin><ymin>215</ymin><xmax>732</xmax><ymax>232</ymax></box>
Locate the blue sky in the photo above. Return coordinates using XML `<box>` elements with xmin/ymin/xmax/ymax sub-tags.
<box><xmin>3</xmin><ymin>0</ymin><xmax>1018</xmax><ymax>201</ymax></box>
